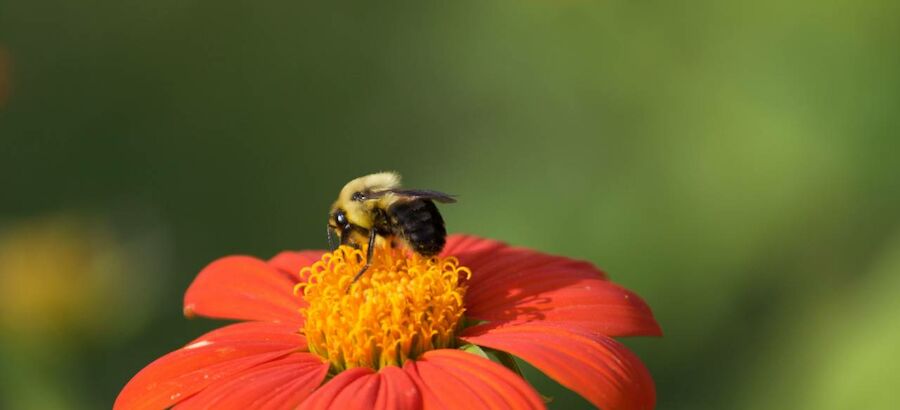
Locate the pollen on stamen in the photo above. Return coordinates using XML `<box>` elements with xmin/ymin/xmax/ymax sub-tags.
<box><xmin>295</xmin><ymin>245</ymin><xmax>471</xmax><ymax>372</ymax></box>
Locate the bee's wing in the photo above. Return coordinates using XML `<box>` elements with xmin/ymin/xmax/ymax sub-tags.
<box><xmin>368</xmin><ymin>189</ymin><xmax>457</xmax><ymax>203</ymax></box>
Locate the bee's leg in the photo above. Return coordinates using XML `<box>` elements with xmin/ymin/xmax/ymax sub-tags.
<box><xmin>350</xmin><ymin>229</ymin><xmax>377</xmax><ymax>285</ymax></box>
<box><xmin>327</xmin><ymin>225</ymin><xmax>337</xmax><ymax>251</ymax></box>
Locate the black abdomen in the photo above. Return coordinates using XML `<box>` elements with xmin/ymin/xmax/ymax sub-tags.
<box><xmin>388</xmin><ymin>199</ymin><xmax>447</xmax><ymax>256</ymax></box>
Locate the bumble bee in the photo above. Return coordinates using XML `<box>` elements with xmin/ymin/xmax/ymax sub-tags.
<box><xmin>328</xmin><ymin>172</ymin><xmax>456</xmax><ymax>283</ymax></box>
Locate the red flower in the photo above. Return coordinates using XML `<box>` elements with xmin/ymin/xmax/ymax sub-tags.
<box><xmin>115</xmin><ymin>235</ymin><xmax>661</xmax><ymax>409</ymax></box>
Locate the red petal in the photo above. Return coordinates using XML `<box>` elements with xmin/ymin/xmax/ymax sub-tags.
<box><xmin>461</xmin><ymin>323</ymin><xmax>656</xmax><ymax>410</ymax></box>
<box><xmin>403</xmin><ymin>349</ymin><xmax>544</xmax><ymax>410</ymax></box>
<box><xmin>186</xmin><ymin>321</ymin><xmax>307</xmax><ymax>348</ymax></box>
<box><xmin>443</xmin><ymin>235</ymin><xmax>661</xmax><ymax>337</ymax></box>
<box><xmin>374</xmin><ymin>367</ymin><xmax>421</xmax><ymax>410</ymax></box>
<box><xmin>442</xmin><ymin>235</ymin><xmax>604</xmax><ymax>294</ymax></box>
<box><xmin>173</xmin><ymin>352</ymin><xmax>328</xmax><ymax>410</ymax></box>
<box><xmin>268</xmin><ymin>250</ymin><xmax>326</xmax><ymax>280</ymax></box>
<box><xmin>469</xmin><ymin>277</ymin><xmax>661</xmax><ymax>337</ymax></box>
<box><xmin>115</xmin><ymin>322</ymin><xmax>306</xmax><ymax>410</ymax></box>
<box><xmin>441</xmin><ymin>235</ymin><xmax>508</xmax><ymax>266</ymax></box>
<box><xmin>298</xmin><ymin>367</ymin><xmax>421</xmax><ymax>410</ymax></box>
<box><xmin>184</xmin><ymin>256</ymin><xmax>305</xmax><ymax>324</ymax></box>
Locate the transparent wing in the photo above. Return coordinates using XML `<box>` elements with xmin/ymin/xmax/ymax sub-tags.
<box><xmin>366</xmin><ymin>188</ymin><xmax>457</xmax><ymax>203</ymax></box>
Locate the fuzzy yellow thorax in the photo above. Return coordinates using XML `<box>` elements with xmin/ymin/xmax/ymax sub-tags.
<box><xmin>296</xmin><ymin>245</ymin><xmax>470</xmax><ymax>372</ymax></box>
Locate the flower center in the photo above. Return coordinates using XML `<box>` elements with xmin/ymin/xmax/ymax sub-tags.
<box><xmin>296</xmin><ymin>245</ymin><xmax>470</xmax><ymax>372</ymax></box>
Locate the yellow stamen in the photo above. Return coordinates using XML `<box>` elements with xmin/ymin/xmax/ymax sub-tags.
<box><xmin>295</xmin><ymin>245</ymin><xmax>471</xmax><ymax>372</ymax></box>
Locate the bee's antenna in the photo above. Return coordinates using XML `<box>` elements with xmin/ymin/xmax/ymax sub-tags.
<box><xmin>326</xmin><ymin>225</ymin><xmax>337</xmax><ymax>251</ymax></box>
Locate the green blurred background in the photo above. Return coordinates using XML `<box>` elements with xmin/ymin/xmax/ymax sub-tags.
<box><xmin>2</xmin><ymin>1</ymin><xmax>899</xmax><ymax>409</ymax></box>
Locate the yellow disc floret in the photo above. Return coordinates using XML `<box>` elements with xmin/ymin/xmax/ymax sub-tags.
<box><xmin>296</xmin><ymin>245</ymin><xmax>470</xmax><ymax>372</ymax></box>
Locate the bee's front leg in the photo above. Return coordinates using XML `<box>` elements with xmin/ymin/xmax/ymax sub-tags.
<box><xmin>348</xmin><ymin>229</ymin><xmax>378</xmax><ymax>290</ymax></box>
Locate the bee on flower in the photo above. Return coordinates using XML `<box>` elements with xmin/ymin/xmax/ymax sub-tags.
<box><xmin>116</xmin><ymin>174</ymin><xmax>661</xmax><ymax>410</ymax></box>
<box><xmin>326</xmin><ymin>172</ymin><xmax>456</xmax><ymax>285</ymax></box>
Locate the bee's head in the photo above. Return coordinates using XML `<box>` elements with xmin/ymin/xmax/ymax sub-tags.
<box><xmin>331</xmin><ymin>172</ymin><xmax>400</xmax><ymax>230</ymax></box>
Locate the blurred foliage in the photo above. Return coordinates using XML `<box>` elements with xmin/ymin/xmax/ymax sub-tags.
<box><xmin>1</xmin><ymin>0</ymin><xmax>899</xmax><ymax>409</ymax></box>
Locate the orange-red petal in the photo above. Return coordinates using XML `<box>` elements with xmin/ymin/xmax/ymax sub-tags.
<box><xmin>469</xmin><ymin>277</ymin><xmax>661</xmax><ymax>337</ymax></box>
<box><xmin>268</xmin><ymin>250</ymin><xmax>326</xmax><ymax>281</ymax></box>
<box><xmin>445</xmin><ymin>235</ymin><xmax>603</xmax><ymax>278</ymax></box>
<box><xmin>173</xmin><ymin>352</ymin><xmax>328</xmax><ymax>410</ymax></box>
<box><xmin>185</xmin><ymin>321</ymin><xmax>308</xmax><ymax>348</ymax></box>
<box><xmin>403</xmin><ymin>349</ymin><xmax>545</xmax><ymax>410</ymax></box>
<box><xmin>298</xmin><ymin>367</ymin><xmax>421</xmax><ymax>410</ymax></box>
<box><xmin>183</xmin><ymin>255</ymin><xmax>305</xmax><ymax>324</ymax></box>
<box><xmin>461</xmin><ymin>322</ymin><xmax>655</xmax><ymax>410</ymax></box>
<box><xmin>440</xmin><ymin>234</ymin><xmax>509</xmax><ymax>267</ymax></box>
<box><xmin>114</xmin><ymin>322</ymin><xmax>306</xmax><ymax>410</ymax></box>
<box><xmin>444</xmin><ymin>235</ymin><xmax>661</xmax><ymax>337</ymax></box>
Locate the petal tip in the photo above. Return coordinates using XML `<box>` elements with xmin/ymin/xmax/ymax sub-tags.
<box><xmin>183</xmin><ymin>303</ymin><xmax>196</xmax><ymax>318</ymax></box>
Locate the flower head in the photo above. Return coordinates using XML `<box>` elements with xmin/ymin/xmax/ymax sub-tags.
<box><xmin>300</xmin><ymin>246</ymin><xmax>470</xmax><ymax>371</ymax></box>
<box><xmin>116</xmin><ymin>235</ymin><xmax>661</xmax><ymax>410</ymax></box>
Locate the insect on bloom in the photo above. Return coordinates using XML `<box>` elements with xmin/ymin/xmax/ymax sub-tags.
<box><xmin>327</xmin><ymin>172</ymin><xmax>455</xmax><ymax>285</ymax></box>
<box><xmin>115</xmin><ymin>176</ymin><xmax>661</xmax><ymax>410</ymax></box>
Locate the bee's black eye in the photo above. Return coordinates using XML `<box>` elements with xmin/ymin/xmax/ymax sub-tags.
<box><xmin>334</xmin><ymin>210</ymin><xmax>347</xmax><ymax>226</ymax></box>
<box><xmin>351</xmin><ymin>191</ymin><xmax>365</xmax><ymax>201</ymax></box>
